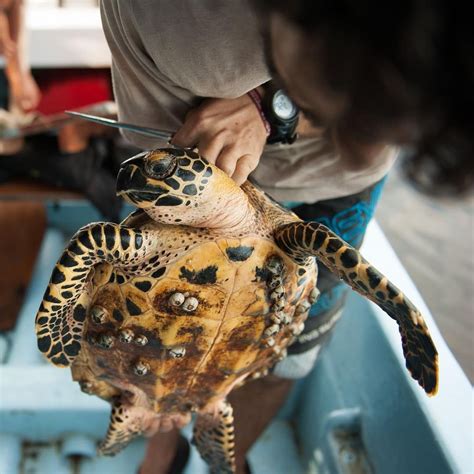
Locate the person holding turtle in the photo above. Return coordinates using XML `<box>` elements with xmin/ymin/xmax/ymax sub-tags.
<box><xmin>99</xmin><ymin>1</ymin><xmax>473</xmax><ymax>473</ymax></box>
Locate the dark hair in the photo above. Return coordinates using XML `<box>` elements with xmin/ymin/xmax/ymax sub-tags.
<box><xmin>257</xmin><ymin>1</ymin><xmax>473</xmax><ymax>196</ymax></box>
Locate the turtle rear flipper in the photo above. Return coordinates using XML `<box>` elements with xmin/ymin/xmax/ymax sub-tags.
<box><xmin>98</xmin><ymin>398</ymin><xmax>143</xmax><ymax>456</ymax></box>
<box><xmin>275</xmin><ymin>221</ymin><xmax>439</xmax><ymax>396</ymax></box>
<box><xmin>35</xmin><ymin>222</ymin><xmax>150</xmax><ymax>367</ymax></box>
<box><xmin>193</xmin><ymin>399</ymin><xmax>236</xmax><ymax>474</ymax></box>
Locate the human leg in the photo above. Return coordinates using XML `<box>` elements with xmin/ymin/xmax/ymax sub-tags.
<box><xmin>229</xmin><ymin>375</ymin><xmax>294</xmax><ymax>474</ymax></box>
<box><xmin>139</xmin><ymin>429</ymin><xmax>186</xmax><ymax>474</ymax></box>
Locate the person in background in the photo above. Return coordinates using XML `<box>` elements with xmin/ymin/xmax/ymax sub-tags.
<box><xmin>1</xmin><ymin>1</ymin><xmax>124</xmax><ymax>220</ymax></box>
<box><xmin>100</xmin><ymin>1</ymin><xmax>473</xmax><ymax>473</ymax></box>
<box><xmin>0</xmin><ymin>0</ymin><xmax>40</xmax><ymax>111</ymax></box>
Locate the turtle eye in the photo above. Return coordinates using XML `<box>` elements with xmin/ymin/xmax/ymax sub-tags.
<box><xmin>145</xmin><ymin>154</ymin><xmax>177</xmax><ymax>179</ymax></box>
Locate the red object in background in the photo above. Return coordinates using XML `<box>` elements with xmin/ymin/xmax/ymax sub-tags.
<box><xmin>34</xmin><ymin>68</ymin><xmax>113</xmax><ymax>116</ymax></box>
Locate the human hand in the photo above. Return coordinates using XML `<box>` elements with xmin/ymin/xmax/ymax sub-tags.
<box><xmin>171</xmin><ymin>94</ymin><xmax>268</xmax><ymax>185</ymax></box>
<box><xmin>7</xmin><ymin>68</ymin><xmax>41</xmax><ymax>111</ymax></box>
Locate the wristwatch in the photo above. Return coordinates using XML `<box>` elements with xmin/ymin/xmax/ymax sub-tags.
<box><xmin>261</xmin><ymin>83</ymin><xmax>299</xmax><ymax>145</ymax></box>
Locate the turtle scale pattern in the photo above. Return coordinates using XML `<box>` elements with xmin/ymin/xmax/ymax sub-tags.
<box><xmin>73</xmin><ymin>231</ymin><xmax>310</xmax><ymax>414</ymax></box>
<box><xmin>35</xmin><ymin>148</ymin><xmax>438</xmax><ymax>473</ymax></box>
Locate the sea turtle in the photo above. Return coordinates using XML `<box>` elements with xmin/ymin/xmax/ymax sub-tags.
<box><xmin>35</xmin><ymin>147</ymin><xmax>438</xmax><ymax>473</ymax></box>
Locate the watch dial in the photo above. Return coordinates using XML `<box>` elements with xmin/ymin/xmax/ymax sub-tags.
<box><xmin>272</xmin><ymin>90</ymin><xmax>297</xmax><ymax>120</ymax></box>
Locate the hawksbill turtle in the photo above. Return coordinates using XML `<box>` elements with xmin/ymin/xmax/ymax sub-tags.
<box><xmin>35</xmin><ymin>147</ymin><xmax>438</xmax><ymax>473</ymax></box>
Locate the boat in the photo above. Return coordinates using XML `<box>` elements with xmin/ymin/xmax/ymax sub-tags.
<box><xmin>0</xmin><ymin>198</ymin><xmax>471</xmax><ymax>473</ymax></box>
<box><xmin>0</xmin><ymin>4</ymin><xmax>472</xmax><ymax>473</ymax></box>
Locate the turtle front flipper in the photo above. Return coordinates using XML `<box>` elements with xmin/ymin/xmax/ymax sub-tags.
<box><xmin>35</xmin><ymin>222</ymin><xmax>151</xmax><ymax>367</ymax></box>
<box><xmin>193</xmin><ymin>399</ymin><xmax>236</xmax><ymax>474</ymax></box>
<box><xmin>274</xmin><ymin>221</ymin><xmax>439</xmax><ymax>396</ymax></box>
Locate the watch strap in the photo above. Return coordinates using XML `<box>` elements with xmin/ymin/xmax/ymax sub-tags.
<box><xmin>247</xmin><ymin>89</ymin><xmax>271</xmax><ymax>137</ymax></box>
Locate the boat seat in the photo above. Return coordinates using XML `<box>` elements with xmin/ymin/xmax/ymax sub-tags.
<box><xmin>0</xmin><ymin>180</ymin><xmax>84</xmax><ymax>331</ymax></box>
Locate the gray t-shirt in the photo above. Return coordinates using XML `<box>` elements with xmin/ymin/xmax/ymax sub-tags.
<box><xmin>100</xmin><ymin>0</ymin><xmax>396</xmax><ymax>202</ymax></box>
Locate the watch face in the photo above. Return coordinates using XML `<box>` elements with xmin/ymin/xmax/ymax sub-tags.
<box><xmin>272</xmin><ymin>90</ymin><xmax>297</xmax><ymax>120</ymax></box>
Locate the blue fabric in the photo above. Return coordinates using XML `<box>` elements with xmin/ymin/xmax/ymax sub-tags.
<box><xmin>311</xmin><ymin>178</ymin><xmax>386</xmax><ymax>248</ymax></box>
<box><xmin>308</xmin><ymin>284</ymin><xmax>347</xmax><ymax>316</ymax></box>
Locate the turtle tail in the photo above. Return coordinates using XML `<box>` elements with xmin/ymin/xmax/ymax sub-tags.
<box><xmin>274</xmin><ymin>221</ymin><xmax>439</xmax><ymax>396</ymax></box>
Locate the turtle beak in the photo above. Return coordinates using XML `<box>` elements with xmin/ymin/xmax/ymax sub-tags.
<box><xmin>120</xmin><ymin>152</ymin><xmax>148</xmax><ymax>168</ymax></box>
<box><xmin>116</xmin><ymin>159</ymin><xmax>170</xmax><ymax>205</ymax></box>
<box><xmin>116</xmin><ymin>164</ymin><xmax>147</xmax><ymax>196</ymax></box>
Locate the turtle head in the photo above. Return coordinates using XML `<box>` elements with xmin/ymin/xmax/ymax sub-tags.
<box><xmin>117</xmin><ymin>148</ymin><xmax>247</xmax><ymax>226</ymax></box>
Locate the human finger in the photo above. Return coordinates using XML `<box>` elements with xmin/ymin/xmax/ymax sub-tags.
<box><xmin>171</xmin><ymin>107</ymin><xmax>211</xmax><ymax>148</ymax></box>
<box><xmin>171</xmin><ymin>118</ymin><xmax>202</xmax><ymax>148</ymax></box>
<box><xmin>20</xmin><ymin>97</ymin><xmax>37</xmax><ymax>112</ymax></box>
<box><xmin>215</xmin><ymin>144</ymin><xmax>240</xmax><ymax>177</ymax></box>
<box><xmin>19</xmin><ymin>80</ymin><xmax>41</xmax><ymax>111</ymax></box>
<box><xmin>196</xmin><ymin>130</ymin><xmax>227</xmax><ymax>164</ymax></box>
<box><xmin>231</xmin><ymin>154</ymin><xmax>259</xmax><ymax>185</ymax></box>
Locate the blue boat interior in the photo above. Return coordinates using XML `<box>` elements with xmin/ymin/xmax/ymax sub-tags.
<box><xmin>0</xmin><ymin>200</ymin><xmax>471</xmax><ymax>474</ymax></box>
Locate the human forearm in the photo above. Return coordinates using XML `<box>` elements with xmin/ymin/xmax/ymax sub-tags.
<box><xmin>4</xmin><ymin>0</ymin><xmax>24</xmax><ymax>75</ymax></box>
<box><xmin>0</xmin><ymin>1</ymin><xmax>15</xmax><ymax>59</ymax></box>
<box><xmin>6</xmin><ymin>0</ymin><xmax>20</xmax><ymax>42</ymax></box>
<box><xmin>3</xmin><ymin>0</ymin><xmax>40</xmax><ymax>111</ymax></box>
